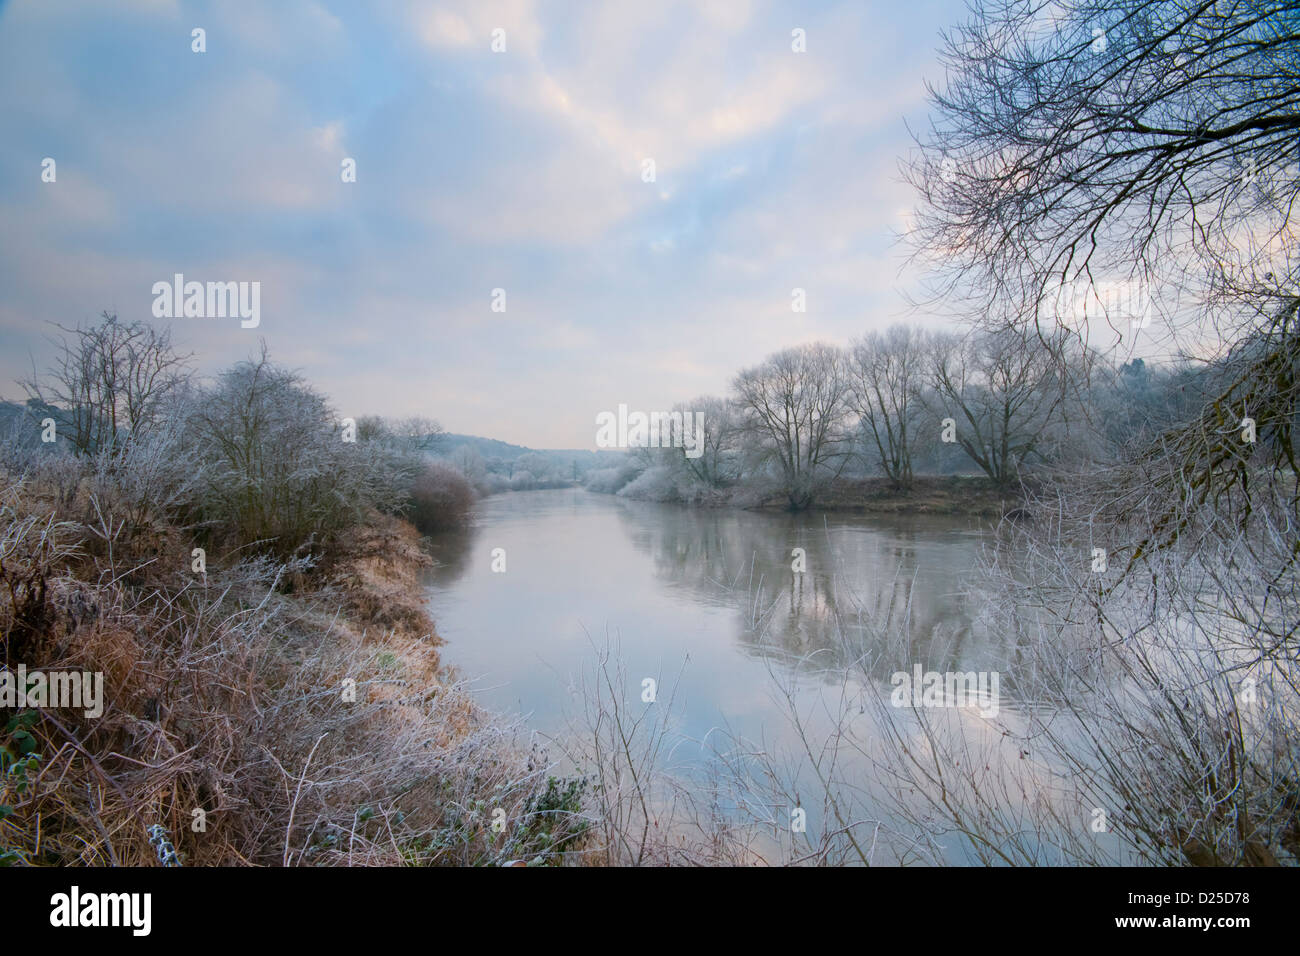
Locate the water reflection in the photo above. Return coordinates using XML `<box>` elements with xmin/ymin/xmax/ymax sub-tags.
<box><xmin>608</xmin><ymin>502</ymin><xmax>990</xmax><ymax>682</ymax></box>
<box><xmin>422</xmin><ymin>488</ymin><xmax>999</xmax><ymax>734</ymax></box>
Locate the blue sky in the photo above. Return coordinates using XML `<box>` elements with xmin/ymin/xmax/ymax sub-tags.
<box><xmin>0</xmin><ymin>0</ymin><xmax>968</xmax><ymax>448</ymax></box>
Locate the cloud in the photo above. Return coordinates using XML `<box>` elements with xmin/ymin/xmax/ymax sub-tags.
<box><xmin>0</xmin><ymin>0</ymin><xmax>970</xmax><ymax>448</ymax></box>
<box><xmin>408</xmin><ymin>0</ymin><xmax>543</xmax><ymax>55</ymax></box>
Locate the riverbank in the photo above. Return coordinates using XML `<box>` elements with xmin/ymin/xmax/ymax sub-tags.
<box><xmin>589</xmin><ymin>471</ymin><xmax>1018</xmax><ymax>516</ymax></box>
<box><xmin>761</xmin><ymin>475</ymin><xmax>1014</xmax><ymax>516</ymax></box>
<box><xmin>0</xmin><ymin>468</ymin><xmax>588</xmax><ymax>866</ymax></box>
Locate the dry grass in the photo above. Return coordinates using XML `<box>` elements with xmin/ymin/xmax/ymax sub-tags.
<box><xmin>0</xmin><ymin>464</ymin><xmax>590</xmax><ymax>867</ymax></box>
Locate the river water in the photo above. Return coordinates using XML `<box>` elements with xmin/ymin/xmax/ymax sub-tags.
<box><xmin>420</xmin><ymin>488</ymin><xmax>1121</xmax><ymax>864</ymax></box>
<box><xmin>424</xmin><ymin>488</ymin><xmax>995</xmax><ymax>730</ymax></box>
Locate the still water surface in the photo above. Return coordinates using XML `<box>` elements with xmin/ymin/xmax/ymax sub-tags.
<box><xmin>423</xmin><ymin>488</ymin><xmax>998</xmax><ymax>749</ymax></box>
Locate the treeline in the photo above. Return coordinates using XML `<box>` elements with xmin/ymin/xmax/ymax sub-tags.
<box><xmin>5</xmin><ymin>311</ymin><xmax>475</xmax><ymax>549</ymax></box>
<box><xmin>441</xmin><ymin>444</ymin><xmax>588</xmax><ymax>494</ymax></box>
<box><xmin>589</xmin><ymin>322</ymin><xmax>1207</xmax><ymax>510</ymax></box>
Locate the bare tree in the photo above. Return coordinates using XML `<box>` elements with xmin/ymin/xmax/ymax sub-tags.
<box><xmin>908</xmin><ymin>0</ymin><xmax>1300</xmax><ymax>351</ymax></box>
<box><xmin>676</xmin><ymin>395</ymin><xmax>742</xmax><ymax>489</ymax></box>
<box><xmin>450</xmin><ymin>445</ymin><xmax>490</xmax><ymax>488</ymax></box>
<box><xmin>185</xmin><ymin>347</ymin><xmax>405</xmax><ymax>553</ymax></box>
<box><xmin>356</xmin><ymin>414</ymin><xmax>445</xmax><ymax>455</ymax></box>
<box><xmin>891</xmin><ymin>0</ymin><xmax>1300</xmax><ymax>866</ymax></box>
<box><xmin>731</xmin><ymin>343</ymin><xmax>852</xmax><ymax>510</ymax></box>
<box><xmin>392</xmin><ymin>416</ymin><xmax>445</xmax><ymax>454</ymax></box>
<box><xmin>846</xmin><ymin>325</ymin><xmax>931</xmax><ymax>489</ymax></box>
<box><xmin>909</xmin><ymin>0</ymin><xmax>1300</xmax><ymax>549</ymax></box>
<box><xmin>21</xmin><ymin>311</ymin><xmax>192</xmax><ymax>456</ymax></box>
<box><xmin>926</xmin><ymin>328</ymin><xmax>1068</xmax><ymax>488</ymax></box>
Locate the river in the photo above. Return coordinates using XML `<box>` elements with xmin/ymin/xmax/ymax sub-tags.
<box><xmin>424</xmin><ymin>488</ymin><xmax>996</xmax><ymax>727</ymax></box>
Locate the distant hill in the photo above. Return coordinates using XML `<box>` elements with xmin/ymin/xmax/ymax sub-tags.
<box><xmin>435</xmin><ymin>432</ymin><xmax>625</xmax><ymax>488</ymax></box>
<box><xmin>438</xmin><ymin>432</ymin><xmax>621</xmax><ymax>466</ymax></box>
<box><xmin>0</xmin><ymin>398</ymin><xmax>71</xmax><ymax>448</ymax></box>
<box><xmin>437</xmin><ymin>433</ymin><xmax>532</xmax><ymax>460</ymax></box>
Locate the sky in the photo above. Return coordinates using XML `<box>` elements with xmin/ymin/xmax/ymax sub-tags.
<box><xmin>0</xmin><ymin>0</ymin><xmax>970</xmax><ymax>449</ymax></box>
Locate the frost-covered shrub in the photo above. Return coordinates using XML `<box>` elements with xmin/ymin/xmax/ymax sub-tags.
<box><xmin>184</xmin><ymin>354</ymin><xmax>410</xmax><ymax>555</ymax></box>
<box><xmin>585</xmin><ymin>459</ymin><xmax>643</xmax><ymax>494</ymax></box>
<box><xmin>479</xmin><ymin>472</ymin><xmax>509</xmax><ymax>495</ymax></box>
<box><xmin>408</xmin><ymin>461</ymin><xmax>475</xmax><ymax>533</ymax></box>
<box><xmin>616</xmin><ymin>465</ymin><xmax>681</xmax><ymax>502</ymax></box>
<box><xmin>509</xmin><ymin>470</ymin><xmax>537</xmax><ymax>491</ymax></box>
